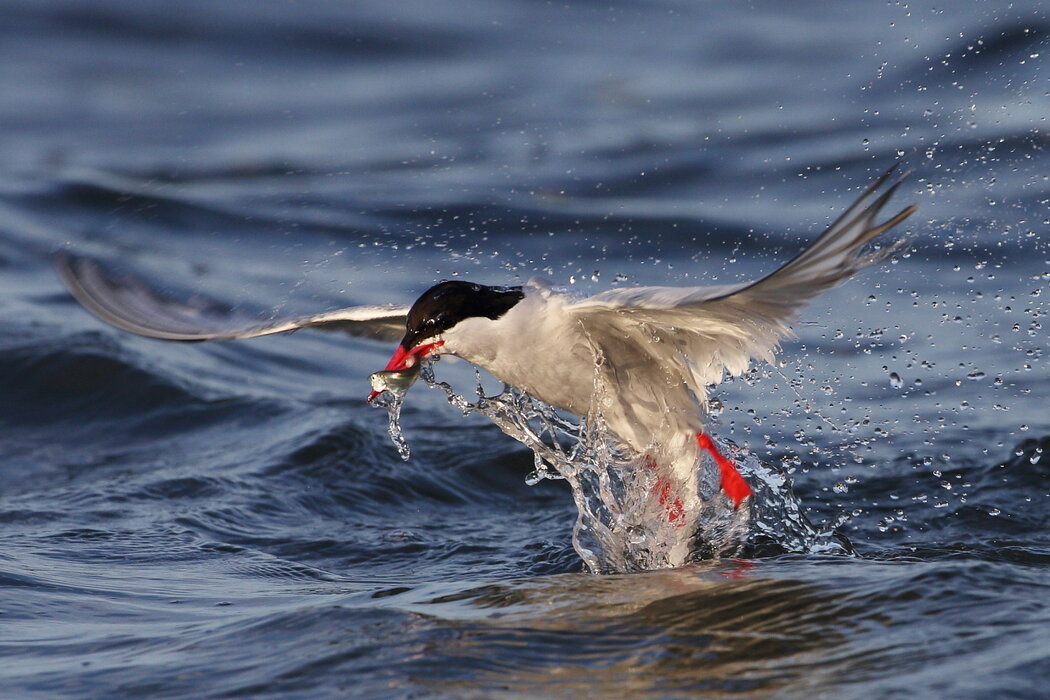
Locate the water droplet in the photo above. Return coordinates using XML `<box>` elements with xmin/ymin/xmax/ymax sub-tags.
<box><xmin>888</xmin><ymin>372</ymin><xmax>903</xmax><ymax>389</ymax></box>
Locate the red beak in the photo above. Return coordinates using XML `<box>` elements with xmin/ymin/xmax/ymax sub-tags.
<box><xmin>366</xmin><ymin>340</ymin><xmax>445</xmax><ymax>402</ymax></box>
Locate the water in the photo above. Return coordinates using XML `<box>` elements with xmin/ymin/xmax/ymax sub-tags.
<box><xmin>369</xmin><ymin>365</ymin><xmax>421</xmax><ymax>460</ymax></box>
<box><xmin>398</xmin><ymin>360</ymin><xmax>840</xmax><ymax>574</ymax></box>
<box><xmin>1</xmin><ymin>0</ymin><xmax>1048</xmax><ymax>697</ymax></box>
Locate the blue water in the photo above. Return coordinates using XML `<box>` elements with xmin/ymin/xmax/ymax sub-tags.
<box><xmin>1</xmin><ymin>1</ymin><xmax>1048</xmax><ymax>697</ymax></box>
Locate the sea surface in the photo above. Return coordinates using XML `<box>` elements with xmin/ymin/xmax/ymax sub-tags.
<box><xmin>1</xmin><ymin>1</ymin><xmax>1048</xmax><ymax>697</ymax></box>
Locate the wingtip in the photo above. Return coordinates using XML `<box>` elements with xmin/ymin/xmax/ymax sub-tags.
<box><xmin>868</xmin><ymin>161</ymin><xmax>901</xmax><ymax>193</ymax></box>
<box><xmin>870</xmin><ymin>202</ymin><xmax>918</xmax><ymax>239</ymax></box>
<box><xmin>870</xmin><ymin>159</ymin><xmax>917</xmax><ymax>197</ymax></box>
<box><xmin>49</xmin><ymin>247</ymin><xmax>74</xmax><ymax>275</ymax></box>
<box><xmin>51</xmin><ymin>248</ymin><xmax>86</xmax><ymax>295</ymax></box>
<box><xmin>50</xmin><ymin>248</ymin><xmax>96</xmax><ymax>289</ymax></box>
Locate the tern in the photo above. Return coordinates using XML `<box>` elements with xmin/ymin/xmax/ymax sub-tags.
<box><xmin>55</xmin><ymin>167</ymin><xmax>914</xmax><ymax>519</ymax></box>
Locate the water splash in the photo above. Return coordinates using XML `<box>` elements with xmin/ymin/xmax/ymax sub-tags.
<box><xmin>370</xmin><ymin>388</ymin><xmax>412</xmax><ymax>461</ymax></box>
<box><xmin>372</xmin><ymin>360</ymin><xmax>847</xmax><ymax>573</ymax></box>
<box><xmin>372</xmin><ymin>359</ymin><xmax>845</xmax><ymax>571</ymax></box>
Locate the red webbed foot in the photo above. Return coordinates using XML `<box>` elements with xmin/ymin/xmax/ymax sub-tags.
<box><xmin>696</xmin><ymin>433</ymin><xmax>751</xmax><ymax>509</ymax></box>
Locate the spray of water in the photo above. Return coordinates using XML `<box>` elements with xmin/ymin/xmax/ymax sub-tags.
<box><xmin>370</xmin><ymin>389</ymin><xmax>412</xmax><ymax>460</ymax></box>
<box><xmin>375</xmin><ymin>358</ymin><xmax>847</xmax><ymax>573</ymax></box>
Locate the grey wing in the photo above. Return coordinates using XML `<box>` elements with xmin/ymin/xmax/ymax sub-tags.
<box><xmin>568</xmin><ymin>165</ymin><xmax>916</xmax><ymax>397</ymax></box>
<box><xmin>54</xmin><ymin>252</ymin><xmax>409</xmax><ymax>343</ymax></box>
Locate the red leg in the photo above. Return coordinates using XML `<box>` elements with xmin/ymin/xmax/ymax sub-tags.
<box><xmin>696</xmin><ymin>433</ymin><xmax>751</xmax><ymax>509</ymax></box>
<box><xmin>644</xmin><ymin>455</ymin><xmax>686</xmax><ymax>526</ymax></box>
<box><xmin>655</xmin><ymin>479</ymin><xmax>685</xmax><ymax>526</ymax></box>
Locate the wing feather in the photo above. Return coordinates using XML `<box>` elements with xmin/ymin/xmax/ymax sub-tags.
<box><xmin>568</xmin><ymin>166</ymin><xmax>916</xmax><ymax>399</ymax></box>
<box><xmin>54</xmin><ymin>252</ymin><xmax>408</xmax><ymax>343</ymax></box>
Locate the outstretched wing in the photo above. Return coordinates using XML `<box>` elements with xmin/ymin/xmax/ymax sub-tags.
<box><xmin>54</xmin><ymin>252</ymin><xmax>409</xmax><ymax>343</ymax></box>
<box><xmin>567</xmin><ymin>166</ymin><xmax>916</xmax><ymax>399</ymax></box>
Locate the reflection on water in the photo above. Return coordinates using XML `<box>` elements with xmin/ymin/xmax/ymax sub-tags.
<box><xmin>403</xmin><ymin>563</ymin><xmax>850</xmax><ymax>696</ymax></box>
<box><xmin>384</xmin><ymin>554</ymin><xmax>1048</xmax><ymax>698</ymax></box>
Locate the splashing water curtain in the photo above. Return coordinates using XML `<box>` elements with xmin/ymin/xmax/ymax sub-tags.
<box><xmin>373</xmin><ymin>358</ymin><xmax>846</xmax><ymax>573</ymax></box>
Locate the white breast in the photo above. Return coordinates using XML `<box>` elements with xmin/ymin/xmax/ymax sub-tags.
<box><xmin>441</xmin><ymin>284</ymin><xmax>708</xmax><ymax>472</ymax></box>
<box><xmin>442</xmin><ymin>289</ymin><xmax>596</xmax><ymax>415</ymax></box>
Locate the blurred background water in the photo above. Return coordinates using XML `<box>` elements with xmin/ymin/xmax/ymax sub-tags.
<box><xmin>0</xmin><ymin>1</ymin><xmax>1047</xmax><ymax>697</ymax></box>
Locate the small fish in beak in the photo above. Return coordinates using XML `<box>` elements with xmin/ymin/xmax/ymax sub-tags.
<box><xmin>368</xmin><ymin>364</ymin><xmax>421</xmax><ymax>396</ymax></box>
<box><xmin>366</xmin><ymin>339</ymin><xmax>445</xmax><ymax>402</ymax></box>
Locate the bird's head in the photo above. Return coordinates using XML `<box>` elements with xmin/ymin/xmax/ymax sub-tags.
<box><xmin>367</xmin><ymin>280</ymin><xmax>524</xmax><ymax>401</ymax></box>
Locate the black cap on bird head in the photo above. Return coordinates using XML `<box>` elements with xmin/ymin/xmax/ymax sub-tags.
<box><xmin>367</xmin><ymin>280</ymin><xmax>523</xmax><ymax>401</ymax></box>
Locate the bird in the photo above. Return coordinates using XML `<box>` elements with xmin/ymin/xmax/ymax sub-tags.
<box><xmin>55</xmin><ymin>166</ymin><xmax>915</xmax><ymax>528</ymax></box>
